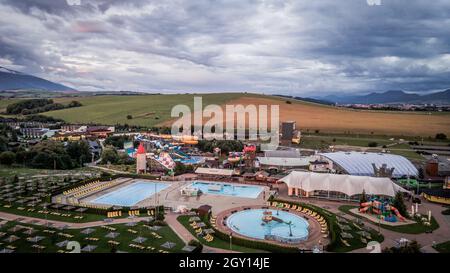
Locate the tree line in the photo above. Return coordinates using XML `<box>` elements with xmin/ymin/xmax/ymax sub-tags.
<box><xmin>5</xmin><ymin>99</ymin><xmax>82</xmax><ymax>115</ymax></box>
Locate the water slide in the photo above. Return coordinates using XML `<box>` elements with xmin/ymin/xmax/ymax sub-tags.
<box><xmin>151</xmin><ymin>152</ymin><xmax>176</xmax><ymax>170</ymax></box>
<box><xmin>359</xmin><ymin>206</ymin><xmax>370</xmax><ymax>213</ymax></box>
<box><xmin>390</xmin><ymin>206</ymin><xmax>406</xmax><ymax>221</ymax></box>
<box><xmin>173</xmin><ymin>149</ymin><xmax>189</xmax><ymax>159</ymax></box>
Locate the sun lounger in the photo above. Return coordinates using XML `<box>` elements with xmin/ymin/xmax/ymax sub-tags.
<box><xmin>340</xmin><ymin>238</ymin><xmax>351</xmax><ymax>247</ymax></box>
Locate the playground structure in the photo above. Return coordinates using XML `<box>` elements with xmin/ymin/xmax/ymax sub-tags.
<box><xmin>227</xmin><ymin>144</ymin><xmax>257</xmax><ymax>169</ymax></box>
<box><xmin>262</xmin><ymin>210</ymin><xmax>283</xmax><ymax>224</ymax></box>
<box><xmin>359</xmin><ymin>199</ymin><xmax>406</xmax><ymax>222</ymax></box>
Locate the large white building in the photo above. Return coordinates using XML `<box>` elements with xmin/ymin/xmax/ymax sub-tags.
<box><xmin>319</xmin><ymin>152</ymin><xmax>418</xmax><ymax>178</ymax></box>
<box><xmin>279</xmin><ymin>171</ymin><xmax>409</xmax><ymax>200</ymax></box>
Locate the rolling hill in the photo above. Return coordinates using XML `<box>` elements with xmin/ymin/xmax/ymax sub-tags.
<box><xmin>34</xmin><ymin>93</ymin><xmax>450</xmax><ymax>137</ymax></box>
<box><xmin>0</xmin><ymin>66</ymin><xmax>75</xmax><ymax>92</ymax></box>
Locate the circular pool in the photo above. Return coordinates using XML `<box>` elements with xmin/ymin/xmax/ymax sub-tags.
<box><xmin>226</xmin><ymin>209</ymin><xmax>309</xmax><ymax>243</ymax></box>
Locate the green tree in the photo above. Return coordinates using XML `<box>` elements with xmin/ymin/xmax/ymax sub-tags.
<box><xmin>101</xmin><ymin>148</ymin><xmax>120</xmax><ymax>164</ymax></box>
<box><xmin>0</xmin><ymin>151</ymin><xmax>16</xmax><ymax>165</ymax></box>
<box><xmin>435</xmin><ymin>133</ymin><xmax>447</xmax><ymax>140</ymax></box>
<box><xmin>392</xmin><ymin>192</ymin><xmax>408</xmax><ymax>218</ymax></box>
<box><xmin>66</xmin><ymin>141</ymin><xmax>91</xmax><ymax>167</ymax></box>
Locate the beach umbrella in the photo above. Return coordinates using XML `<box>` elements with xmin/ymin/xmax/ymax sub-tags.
<box><xmin>23</xmin><ymin>229</ymin><xmax>36</xmax><ymax>235</ymax></box>
<box><xmin>81</xmin><ymin>245</ymin><xmax>97</xmax><ymax>252</ymax></box>
<box><xmin>81</xmin><ymin>228</ymin><xmax>96</xmax><ymax>235</ymax></box>
<box><xmin>105</xmin><ymin>232</ymin><xmax>120</xmax><ymax>239</ymax></box>
<box><xmin>133</xmin><ymin>237</ymin><xmax>147</xmax><ymax>243</ymax></box>
<box><xmin>161</xmin><ymin>241</ymin><xmax>176</xmax><ymax>249</ymax></box>
<box><xmin>55</xmin><ymin>240</ymin><xmax>69</xmax><ymax>248</ymax></box>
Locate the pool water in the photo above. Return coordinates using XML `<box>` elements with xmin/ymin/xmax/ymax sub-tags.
<box><xmin>226</xmin><ymin>209</ymin><xmax>309</xmax><ymax>242</ymax></box>
<box><xmin>91</xmin><ymin>181</ymin><xmax>170</xmax><ymax>206</ymax></box>
<box><xmin>190</xmin><ymin>181</ymin><xmax>263</xmax><ymax>199</ymax></box>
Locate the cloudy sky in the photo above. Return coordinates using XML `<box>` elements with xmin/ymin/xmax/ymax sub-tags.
<box><xmin>0</xmin><ymin>0</ymin><xmax>449</xmax><ymax>95</ymax></box>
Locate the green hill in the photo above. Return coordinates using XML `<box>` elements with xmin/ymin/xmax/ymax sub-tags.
<box><xmin>46</xmin><ymin>93</ymin><xmax>245</xmax><ymax>127</ymax></box>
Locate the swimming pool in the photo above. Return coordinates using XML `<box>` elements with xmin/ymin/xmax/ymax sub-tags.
<box><xmin>189</xmin><ymin>181</ymin><xmax>263</xmax><ymax>199</ymax></box>
<box><xmin>226</xmin><ymin>209</ymin><xmax>309</xmax><ymax>243</ymax></box>
<box><xmin>91</xmin><ymin>181</ymin><xmax>170</xmax><ymax>206</ymax></box>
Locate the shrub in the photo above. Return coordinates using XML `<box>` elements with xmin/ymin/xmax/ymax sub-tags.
<box><xmin>126</xmin><ymin>115</ymin><xmax>133</xmax><ymax>120</ymax></box>
<box><xmin>0</xmin><ymin>151</ymin><xmax>16</xmax><ymax>165</ymax></box>
<box><xmin>435</xmin><ymin>133</ymin><xmax>447</xmax><ymax>140</ymax></box>
<box><xmin>368</xmin><ymin>142</ymin><xmax>378</xmax><ymax>147</ymax></box>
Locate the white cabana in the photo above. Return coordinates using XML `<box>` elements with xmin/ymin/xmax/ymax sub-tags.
<box><xmin>279</xmin><ymin>171</ymin><xmax>409</xmax><ymax>198</ymax></box>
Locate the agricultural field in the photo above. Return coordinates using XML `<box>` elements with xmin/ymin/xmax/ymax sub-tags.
<box><xmin>46</xmin><ymin>93</ymin><xmax>245</xmax><ymax>127</ymax></box>
<box><xmin>225</xmin><ymin>96</ymin><xmax>450</xmax><ymax>137</ymax></box>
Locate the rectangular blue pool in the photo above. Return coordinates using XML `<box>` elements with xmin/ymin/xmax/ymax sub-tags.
<box><xmin>91</xmin><ymin>181</ymin><xmax>170</xmax><ymax>206</ymax></box>
<box><xmin>189</xmin><ymin>181</ymin><xmax>264</xmax><ymax>199</ymax></box>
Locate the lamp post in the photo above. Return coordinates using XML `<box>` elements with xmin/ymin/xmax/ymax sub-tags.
<box><xmin>229</xmin><ymin>232</ymin><xmax>233</xmax><ymax>251</ymax></box>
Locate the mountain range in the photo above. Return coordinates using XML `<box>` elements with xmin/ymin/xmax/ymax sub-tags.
<box><xmin>0</xmin><ymin>66</ymin><xmax>75</xmax><ymax>92</ymax></box>
<box><xmin>313</xmin><ymin>90</ymin><xmax>450</xmax><ymax>105</ymax></box>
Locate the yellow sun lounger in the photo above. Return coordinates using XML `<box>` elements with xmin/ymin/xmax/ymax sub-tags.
<box><xmin>340</xmin><ymin>238</ymin><xmax>351</xmax><ymax>247</ymax></box>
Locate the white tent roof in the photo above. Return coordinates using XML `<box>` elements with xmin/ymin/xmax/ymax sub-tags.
<box><xmin>278</xmin><ymin>171</ymin><xmax>408</xmax><ymax>197</ymax></box>
<box><xmin>195</xmin><ymin>167</ymin><xmax>233</xmax><ymax>176</ymax></box>
<box><xmin>257</xmin><ymin>156</ymin><xmax>314</xmax><ymax>167</ymax></box>
<box><xmin>320</xmin><ymin>152</ymin><xmax>418</xmax><ymax>178</ymax></box>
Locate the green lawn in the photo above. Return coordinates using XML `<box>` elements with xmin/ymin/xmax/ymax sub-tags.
<box><xmin>0</xmin><ymin>220</ymin><xmax>186</xmax><ymax>253</ymax></box>
<box><xmin>177</xmin><ymin>215</ymin><xmax>266</xmax><ymax>253</ymax></box>
<box><xmin>338</xmin><ymin>205</ymin><xmax>439</xmax><ymax>234</ymax></box>
<box><xmin>42</xmin><ymin>93</ymin><xmax>245</xmax><ymax>127</ymax></box>
<box><xmin>298</xmin><ymin>134</ymin><xmax>395</xmax><ymax>150</ymax></box>
<box><xmin>433</xmin><ymin>241</ymin><xmax>450</xmax><ymax>253</ymax></box>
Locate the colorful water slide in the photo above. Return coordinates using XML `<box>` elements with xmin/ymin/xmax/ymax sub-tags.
<box><xmin>152</xmin><ymin>152</ymin><xmax>176</xmax><ymax>170</ymax></box>
<box><xmin>390</xmin><ymin>206</ymin><xmax>406</xmax><ymax>221</ymax></box>
<box><xmin>173</xmin><ymin>149</ymin><xmax>189</xmax><ymax>159</ymax></box>
<box><xmin>359</xmin><ymin>206</ymin><xmax>370</xmax><ymax>213</ymax></box>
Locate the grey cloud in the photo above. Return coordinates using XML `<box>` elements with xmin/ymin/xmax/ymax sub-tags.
<box><xmin>0</xmin><ymin>0</ymin><xmax>449</xmax><ymax>94</ymax></box>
